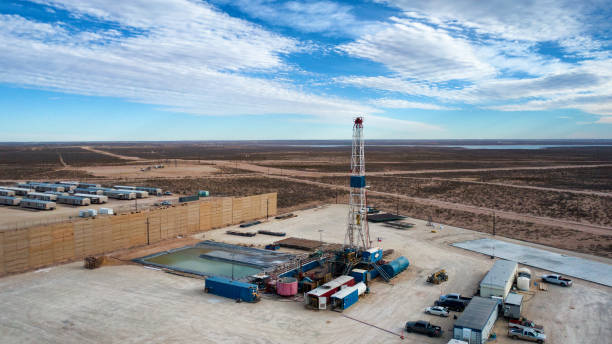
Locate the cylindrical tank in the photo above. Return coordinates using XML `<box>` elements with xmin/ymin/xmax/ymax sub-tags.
<box><xmin>381</xmin><ymin>256</ymin><xmax>410</xmax><ymax>278</ymax></box>
<box><xmin>277</xmin><ymin>277</ymin><xmax>298</xmax><ymax>296</ymax></box>
<box><xmin>518</xmin><ymin>267</ymin><xmax>531</xmax><ymax>278</ymax></box>
<box><xmin>355</xmin><ymin>282</ymin><xmax>367</xmax><ymax>295</ymax></box>
<box><xmin>517</xmin><ymin>276</ymin><xmax>530</xmax><ymax>291</ymax></box>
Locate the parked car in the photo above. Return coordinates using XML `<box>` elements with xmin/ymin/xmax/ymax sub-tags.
<box><xmin>541</xmin><ymin>274</ymin><xmax>572</xmax><ymax>287</ymax></box>
<box><xmin>509</xmin><ymin>319</ymin><xmax>544</xmax><ymax>333</ymax></box>
<box><xmin>435</xmin><ymin>293</ymin><xmax>471</xmax><ymax>311</ymax></box>
<box><xmin>163</xmin><ymin>191</ymin><xmax>173</xmax><ymax>196</ymax></box>
<box><xmin>508</xmin><ymin>327</ymin><xmax>546</xmax><ymax>343</ymax></box>
<box><xmin>160</xmin><ymin>200</ymin><xmax>172</xmax><ymax>206</ymax></box>
<box><xmin>425</xmin><ymin>306</ymin><xmax>449</xmax><ymax>317</ymax></box>
<box><xmin>405</xmin><ymin>320</ymin><xmax>443</xmax><ymax>337</ymax></box>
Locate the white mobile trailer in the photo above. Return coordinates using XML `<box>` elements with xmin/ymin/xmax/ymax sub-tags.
<box><xmin>3</xmin><ymin>187</ymin><xmax>34</xmax><ymax>196</ymax></box>
<box><xmin>73</xmin><ymin>193</ymin><xmax>108</xmax><ymax>204</ymax></box>
<box><xmin>27</xmin><ymin>192</ymin><xmax>58</xmax><ymax>201</ymax></box>
<box><xmin>0</xmin><ymin>196</ymin><xmax>21</xmax><ymax>206</ymax></box>
<box><xmin>56</xmin><ymin>195</ymin><xmax>91</xmax><ymax>206</ymax></box>
<box><xmin>0</xmin><ymin>189</ymin><xmax>16</xmax><ymax>197</ymax></box>
<box><xmin>104</xmin><ymin>190</ymin><xmax>136</xmax><ymax>200</ymax></box>
<box><xmin>74</xmin><ymin>188</ymin><xmax>104</xmax><ymax>195</ymax></box>
<box><xmin>20</xmin><ymin>199</ymin><xmax>56</xmax><ymax>210</ymax></box>
<box><xmin>480</xmin><ymin>260</ymin><xmax>518</xmax><ymax>298</ymax></box>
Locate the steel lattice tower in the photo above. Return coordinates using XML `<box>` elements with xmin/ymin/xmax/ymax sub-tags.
<box><xmin>345</xmin><ymin>117</ymin><xmax>371</xmax><ymax>250</ymax></box>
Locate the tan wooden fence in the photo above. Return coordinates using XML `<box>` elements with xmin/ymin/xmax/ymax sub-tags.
<box><xmin>0</xmin><ymin>193</ymin><xmax>277</xmax><ymax>276</ymax></box>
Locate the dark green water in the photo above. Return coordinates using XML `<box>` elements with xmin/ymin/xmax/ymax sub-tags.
<box><xmin>144</xmin><ymin>247</ymin><xmax>262</xmax><ymax>279</ymax></box>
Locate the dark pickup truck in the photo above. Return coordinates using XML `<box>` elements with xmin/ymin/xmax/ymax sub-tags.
<box><xmin>405</xmin><ymin>320</ymin><xmax>443</xmax><ymax>337</ymax></box>
<box><xmin>434</xmin><ymin>293</ymin><xmax>472</xmax><ymax>311</ymax></box>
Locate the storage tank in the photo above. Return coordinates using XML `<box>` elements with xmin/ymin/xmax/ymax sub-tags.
<box><xmin>276</xmin><ymin>277</ymin><xmax>298</xmax><ymax>296</ymax></box>
<box><xmin>517</xmin><ymin>277</ymin><xmax>530</xmax><ymax>291</ymax></box>
<box><xmin>381</xmin><ymin>256</ymin><xmax>410</xmax><ymax>278</ymax></box>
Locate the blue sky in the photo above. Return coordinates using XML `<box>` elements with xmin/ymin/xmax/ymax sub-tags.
<box><xmin>0</xmin><ymin>0</ymin><xmax>611</xmax><ymax>141</ymax></box>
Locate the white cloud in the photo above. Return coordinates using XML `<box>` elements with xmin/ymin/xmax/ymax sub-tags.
<box><xmin>338</xmin><ymin>17</ymin><xmax>496</xmax><ymax>82</ymax></box>
<box><xmin>0</xmin><ymin>2</ymin><xmax>389</xmax><ymax>120</ymax></box>
<box><xmin>210</xmin><ymin>0</ymin><xmax>378</xmax><ymax>36</ymax></box>
<box><xmin>370</xmin><ymin>98</ymin><xmax>455</xmax><ymax>110</ymax></box>
<box><xmin>375</xmin><ymin>0</ymin><xmax>600</xmax><ymax>42</ymax></box>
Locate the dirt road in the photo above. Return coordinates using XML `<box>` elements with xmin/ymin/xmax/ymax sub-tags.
<box><xmin>80</xmin><ymin>146</ymin><xmax>143</xmax><ymax>161</ymax></box>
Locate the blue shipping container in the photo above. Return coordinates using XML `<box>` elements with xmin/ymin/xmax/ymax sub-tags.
<box><xmin>350</xmin><ymin>269</ymin><xmax>368</xmax><ymax>283</ymax></box>
<box><xmin>350</xmin><ymin>176</ymin><xmax>366</xmax><ymax>188</ymax></box>
<box><xmin>361</xmin><ymin>247</ymin><xmax>383</xmax><ymax>263</ymax></box>
<box><xmin>331</xmin><ymin>287</ymin><xmax>359</xmax><ymax>310</ymax></box>
<box><xmin>381</xmin><ymin>256</ymin><xmax>410</xmax><ymax>278</ymax></box>
<box><xmin>205</xmin><ymin>276</ymin><xmax>259</xmax><ymax>302</ymax></box>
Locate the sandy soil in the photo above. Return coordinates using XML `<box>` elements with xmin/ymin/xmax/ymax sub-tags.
<box><xmin>0</xmin><ymin>205</ymin><xmax>609</xmax><ymax>344</ymax></box>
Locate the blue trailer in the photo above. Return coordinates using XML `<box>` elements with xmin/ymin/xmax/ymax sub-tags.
<box><xmin>350</xmin><ymin>268</ymin><xmax>368</xmax><ymax>283</ymax></box>
<box><xmin>330</xmin><ymin>282</ymin><xmax>366</xmax><ymax>311</ymax></box>
<box><xmin>204</xmin><ymin>276</ymin><xmax>260</xmax><ymax>302</ymax></box>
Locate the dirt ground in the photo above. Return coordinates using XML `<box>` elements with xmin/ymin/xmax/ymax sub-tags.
<box><xmin>75</xmin><ymin>162</ymin><xmax>219</xmax><ymax>179</ymax></box>
<box><xmin>0</xmin><ymin>195</ymin><xmax>175</xmax><ymax>230</ymax></box>
<box><xmin>0</xmin><ymin>204</ymin><xmax>609</xmax><ymax>344</ymax></box>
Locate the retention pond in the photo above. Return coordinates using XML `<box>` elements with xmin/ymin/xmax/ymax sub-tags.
<box><xmin>134</xmin><ymin>241</ymin><xmax>295</xmax><ymax>280</ymax></box>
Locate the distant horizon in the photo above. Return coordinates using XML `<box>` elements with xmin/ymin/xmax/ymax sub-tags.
<box><xmin>2</xmin><ymin>139</ymin><xmax>612</xmax><ymax>145</ymax></box>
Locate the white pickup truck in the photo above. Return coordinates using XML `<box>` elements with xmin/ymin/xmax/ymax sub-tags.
<box><xmin>541</xmin><ymin>274</ymin><xmax>572</xmax><ymax>287</ymax></box>
<box><xmin>508</xmin><ymin>327</ymin><xmax>546</xmax><ymax>343</ymax></box>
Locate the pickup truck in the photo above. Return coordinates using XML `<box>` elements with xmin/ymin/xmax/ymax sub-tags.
<box><xmin>541</xmin><ymin>274</ymin><xmax>572</xmax><ymax>287</ymax></box>
<box><xmin>508</xmin><ymin>327</ymin><xmax>546</xmax><ymax>343</ymax></box>
<box><xmin>509</xmin><ymin>319</ymin><xmax>544</xmax><ymax>333</ymax></box>
<box><xmin>435</xmin><ymin>293</ymin><xmax>471</xmax><ymax>311</ymax></box>
<box><xmin>405</xmin><ymin>320</ymin><xmax>443</xmax><ymax>337</ymax></box>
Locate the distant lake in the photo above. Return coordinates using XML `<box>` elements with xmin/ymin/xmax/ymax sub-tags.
<box><xmin>287</xmin><ymin>144</ymin><xmax>612</xmax><ymax>149</ymax></box>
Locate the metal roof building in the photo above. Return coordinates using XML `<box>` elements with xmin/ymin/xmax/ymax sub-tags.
<box><xmin>453</xmin><ymin>296</ymin><xmax>499</xmax><ymax>344</ymax></box>
<box><xmin>480</xmin><ymin>259</ymin><xmax>517</xmax><ymax>298</ymax></box>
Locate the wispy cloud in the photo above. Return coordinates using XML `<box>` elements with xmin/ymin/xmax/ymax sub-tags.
<box><xmin>370</xmin><ymin>98</ymin><xmax>455</xmax><ymax>110</ymax></box>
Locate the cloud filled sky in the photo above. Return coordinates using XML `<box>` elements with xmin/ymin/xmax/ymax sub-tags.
<box><xmin>0</xmin><ymin>0</ymin><xmax>611</xmax><ymax>140</ymax></box>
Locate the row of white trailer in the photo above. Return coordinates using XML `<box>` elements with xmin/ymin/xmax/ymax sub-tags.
<box><xmin>0</xmin><ymin>196</ymin><xmax>56</xmax><ymax>210</ymax></box>
<box><xmin>0</xmin><ymin>182</ymin><xmax>162</xmax><ymax>211</ymax></box>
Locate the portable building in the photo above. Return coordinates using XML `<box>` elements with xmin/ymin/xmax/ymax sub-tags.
<box><xmin>135</xmin><ymin>186</ymin><xmax>162</xmax><ymax>196</ymax></box>
<box><xmin>99</xmin><ymin>208</ymin><xmax>114</xmax><ymax>215</ymax></box>
<box><xmin>57</xmin><ymin>181</ymin><xmax>79</xmax><ymax>185</ymax></box>
<box><xmin>503</xmin><ymin>293</ymin><xmax>523</xmax><ymax>319</ymax></box>
<box><xmin>305</xmin><ymin>275</ymin><xmax>355</xmax><ymax>310</ymax></box>
<box><xmin>204</xmin><ymin>276</ymin><xmax>259</xmax><ymax>302</ymax></box>
<box><xmin>104</xmin><ymin>190</ymin><xmax>136</xmax><ymax>200</ymax></box>
<box><xmin>0</xmin><ymin>196</ymin><xmax>21</xmax><ymax>206</ymax></box>
<box><xmin>131</xmin><ymin>190</ymin><xmax>149</xmax><ymax>198</ymax></box>
<box><xmin>73</xmin><ymin>193</ymin><xmax>108</xmax><ymax>204</ymax></box>
<box><xmin>453</xmin><ymin>297</ymin><xmax>499</xmax><ymax>344</ymax></box>
<box><xmin>57</xmin><ymin>195</ymin><xmax>91</xmax><ymax>206</ymax></box>
<box><xmin>78</xmin><ymin>183</ymin><xmax>101</xmax><ymax>188</ymax></box>
<box><xmin>480</xmin><ymin>260</ymin><xmax>518</xmax><ymax>298</ymax></box>
<box><xmin>113</xmin><ymin>185</ymin><xmax>137</xmax><ymax>190</ymax></box>
<box><xmin>2</xmin><ymin>187</ymin><xmax>33</xmax><ymax>196</ymax></box>
<box><xmin>27</xmin><ymin>183</ymin><xmax>66</xmax><ymax>192</ymax></box>
<box><xmin>361</xmin><ymin>247</ymin><xmax>383</xmax><ymax>263</ymax></box>
<box><xmin>330</xmin><ymin>282</ymin><xmax>366</xmax><ymax>311</ymax></box>
<box><xmin>73</xmin><ymin>188</ymin><xmax>103</xmax><ymax>195</ymax></box>
<box><xmin>44</xmin><ymin>191</ymin><xmax>69</xmax><ymax>196</ymax></box>
<box><xmin>56</xmin><ymin>184</ymin><xmax>77</xmax><ymax>192</ymax></box>
<box><xmin>27</xmin><ymin>192</ymin><xmax>57</xmax><ymax>201</ymax></box>
<box><xmin>198</xmin><ymin>190</ymin><xmax>210</xmax><ymax>197</ymax></box>
<box><xmin>20</xmin><ymin>199</ymin><xmax>56</xmax><ymax>210</ymax></box>
<box><xmin>0</xmin><ymin>189</ymin><xmax>16</xmax><ymax>197</ymax></box>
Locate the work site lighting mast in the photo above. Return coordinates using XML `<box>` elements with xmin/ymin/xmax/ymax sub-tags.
<box><xmin>346</xmin><ymin>117</ymin><xmax>371</xmax><ymax>250</ymax></box>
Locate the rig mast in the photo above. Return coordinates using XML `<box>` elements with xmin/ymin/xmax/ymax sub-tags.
<box><xmin>346</xmin><ymin>117</ymin><xmax>371</xmax><ymax>250</ymax></box>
